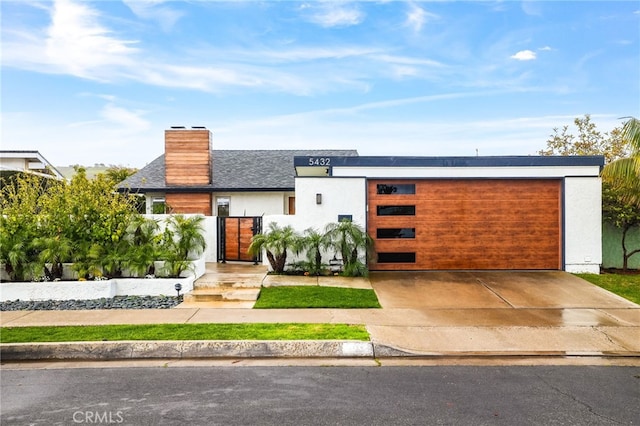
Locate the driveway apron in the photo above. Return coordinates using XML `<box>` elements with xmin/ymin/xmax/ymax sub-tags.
<box><xmin>367</xmin><ymin>271</ymin><xmax>640</xmax><ymax>356</ymax></box>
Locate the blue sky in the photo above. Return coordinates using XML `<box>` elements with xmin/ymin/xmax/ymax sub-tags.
<box><xmin>2</xmin><ymin>1</ymin><xmax>639</xmax><ymax>168</ymax></box>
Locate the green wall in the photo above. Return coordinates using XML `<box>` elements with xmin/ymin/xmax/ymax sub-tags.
<box><xmin>602</xmin><ymin>221</ymin><xmax>640</xmax><ymax>270</ymax></box>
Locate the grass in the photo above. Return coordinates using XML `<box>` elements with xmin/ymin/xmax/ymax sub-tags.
<box><xmin>576</xmin><ymin>273</ymin><xmax>640</xmax><ymax>304</ymax></box>
<box><xmin>0</xmin><ymin>323</ymin><xmax>370</xmax><ymax>344</ymax></box>
<box><xmin>254</xmin><ymin>286</ymin><xmax>381</xmax><ymax>309</ymax></box>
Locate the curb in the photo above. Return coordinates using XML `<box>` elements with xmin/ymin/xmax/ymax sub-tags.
<box><xmin>2</xmin><ymin>341</ymin><xmax>639</xmax><ymax>361</ymax></box>
<box><xmin>0</xmin><ymin>341</ymin><xmax>374</xmax><ymax>361</ymax></box>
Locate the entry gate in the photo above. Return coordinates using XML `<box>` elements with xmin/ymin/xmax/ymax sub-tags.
<box><xmin>217</xmin><ymin>216</ymin><xmax>262</xmax><ymax>263</ymax></box>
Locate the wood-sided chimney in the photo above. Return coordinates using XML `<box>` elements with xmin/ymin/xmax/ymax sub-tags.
<box><xmin>164</xmin><ymin>126</ymin><xmax>212</xmax><ymax>186</ymax></box>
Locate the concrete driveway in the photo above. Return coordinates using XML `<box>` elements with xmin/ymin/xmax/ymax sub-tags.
<box><xmin>367</xmin><ymin>271</ymin><xmax>640</xmax><ymax>357</ymax></box>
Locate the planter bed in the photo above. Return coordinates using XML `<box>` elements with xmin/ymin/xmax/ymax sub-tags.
<box><xmin>0</xmin><ymin>295</ymin><xmax>182</xmax><ymax>311</ymax></box>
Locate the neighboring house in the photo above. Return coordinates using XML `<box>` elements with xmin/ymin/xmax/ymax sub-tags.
<box><xmin>120</xmin><ymin>126</ymin><xmax>605</xmax><ymax>273</ymax></box>
<box><xmin>0</xmin><ymin>150</ymin><xmax>64</xmax><ymax>179</ymax></box>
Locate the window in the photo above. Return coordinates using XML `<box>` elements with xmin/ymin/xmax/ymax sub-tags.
<box><xmin>151</xmin><ymin>198</ymin><xmax>166</xmax><ymax>214</ymax></box>
<box><xmin>376</xmin><ymin>184</ymin><xmax>415</xmax><ymax>194</ymax></box>
<box><xmin>376</xmin><ymin>205</ymin><xmax>415</xmax><ymax>216</ymax></box>
<box><xmin>378</xmin><ymin>252</ymin><xmax>416</xmax><ymax>263</ymax></box>
<box><xmin>216</xmin><ymin>197</ymin><xmax>230</xmax><ymax>217</ymax></box>
<box><xmin>377</xmin><ymin>228</ymin><xmax>415</xmax><ymax>239</ymax></box>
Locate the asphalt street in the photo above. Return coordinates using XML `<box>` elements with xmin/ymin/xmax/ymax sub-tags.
<box><xmin>1</xmin><ymin>366</ymin><xmax>639</xmax><ymax>425</ymax></box>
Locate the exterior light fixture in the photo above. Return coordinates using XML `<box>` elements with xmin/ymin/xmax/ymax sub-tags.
<box><xmin>316</xmin><ymin>193</ymin><xmax>322</xmax><ymax>204</ymax></box>
<box><xmin>174</xmin><ymin>283</ymin><xmax>182</xmax><ymax>297</ymax></box>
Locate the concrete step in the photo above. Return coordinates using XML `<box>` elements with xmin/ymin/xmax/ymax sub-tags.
<box><xmin>183</xmin><ymin>288</ymin><xmax>261</xmax><ymax>303</ymax></box>
<box><xmin>194</xmin><ymin>273</ymin><xmax>264</xmax><ymax>289</ymax></box>
<box><xmin>174</xmin><ymin>300</ymin><xmax>256</xmax><ymax>309</ymax></box>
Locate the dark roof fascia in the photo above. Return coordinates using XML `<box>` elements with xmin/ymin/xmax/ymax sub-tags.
<box><xmin>118</xmin><ymin>186</ymin><xmax>295</xmax><ymax>193</ymax></box>
<box><xmin>294</xmin><ymin>155</ymin><xmax>605</xmax><ymax>168</ymax></box>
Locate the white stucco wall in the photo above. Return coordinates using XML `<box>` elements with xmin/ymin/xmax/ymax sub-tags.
<box><xmin>294</xmin><ymin>177</ymin><xmax>367</xmax><ymax>226</ymax></box>
<box><xmin>564</xmin><ymin>177</ymin><xmax>602</xmax><ymax>273</ymax></box>
<box><xmin>257</xmin><ymin>177</ymin><xmax>367</xmax><ymax>269</ymax></box>
<box><xmin>0</xmin><ymin>276</ymin><xmax>194</xmax><ymax>302</ymax></box>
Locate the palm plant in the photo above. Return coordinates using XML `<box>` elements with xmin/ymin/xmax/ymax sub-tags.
<box><xmin>88</xmin><ymin>240</ymin><xmax>129</xmax><ymax>279</ymax></box>
<box><xmin>298</xmin><ymin>227</ymin><xmax>332</xmax><ymax>275</ymax></box>
<box><xmin>324</xmin><ymin>219</ymin><xmax>374</xmax><ymax>277</ymax></box>
<box><xmin>160</xmin><ymin>215</ymin><xmax>207</xmax><ymax>277</ymax></box>
<box><xmin>34</xmin><ymin>235</ymin><xmax>74</xmax><ymax>280</ymax></box>
<box><xmin>602</xmin><ymin>117</ymin><xmax>640</xmax><ymax>204</ymax></box>
<box><xmin>248</xmin><ymin>223</ymin><xmax>299</xmax><ymax>273</ymax></box>
<box><xmin>0</xmin><ymin>230</ymin><xmax>37</xmax><ymax>282</ymax></box>
<box><xmin>123</xmin><ymin>216</ymin><xmax>161</xmax><ymax>276</ymax></box>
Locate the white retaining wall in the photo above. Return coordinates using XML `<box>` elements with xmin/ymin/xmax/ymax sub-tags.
<box><xmin>0</xmin><ymin>257</ymin><xmax>205</xmax><ymax>302</ymax></box>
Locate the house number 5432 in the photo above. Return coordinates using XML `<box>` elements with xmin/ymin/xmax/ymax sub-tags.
<box><xmin>308</xmin><ymin>157</ymin><xmax>331</xmax><ymax>166</ymax></box>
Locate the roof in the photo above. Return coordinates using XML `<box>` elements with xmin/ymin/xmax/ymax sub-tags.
<box><xmin>119</xmin><ymin>149</ymin><xmax>358</xmax><ymax>192</ymax></box>
<box><xmin>0</xmin><ymin>150</ymin><xmax>64</xmax><ymax>179</ymax></box>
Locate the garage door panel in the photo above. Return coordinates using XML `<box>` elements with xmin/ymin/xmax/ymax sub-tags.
<box><xmin>368</xmin><ymin>179</ymin><xmax>561</xmax><ymax>270</ymax></box>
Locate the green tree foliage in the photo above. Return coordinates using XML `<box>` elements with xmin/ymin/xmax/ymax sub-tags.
<box><xmin>248</xmin><ymin>223</ymin><xmax>300</xmax><ymax>273</ymax></box>
<box><xmin>603</xmin><ymin>183</ymin><xmax>640</xmax><ymax>271</ymax></box>
<box><xmin>324</xmin><ymin>219</ymin><xmax>374</xmax><ymax>277</ymax></box>
<box><xmin>538</xmin><ymin>114</ymin><xmax>628</xmax><ymax>163</ymax></box>
<box><xmin>160</xmin><ymin>215</ymin><xmax>207</xmax><ymax>278</ymax></box>
<box><xmin>601</xmin><ymin>117</ymin><xmax>640</xmax><ymax>205</ymax></box>
<box><xmin>0</xmin><ymin>174</ymin><xmax>52</xmax><ymax>281</ymax></box>
<box><xmin>0</xmin><ymin>171</ymin><xmax>208</xmax><ymax>281</ymax></box>
<box><xmin>539</xmin><ymin>115</ymin><xmax>640</xmax><ymax>270</ymax></box>
<box><xmin>101</xmin><ymin>166</ymin><xmax>138</xmax><ymax>186</ymax></box>
<box><xmin>295</xmin><ymin>228</ymin><xmax>332</xmax><ymax>276</ymax></box>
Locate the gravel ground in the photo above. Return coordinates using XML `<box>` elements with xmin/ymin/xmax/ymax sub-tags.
<box><xmin>0</xmin><ymin>295</ymin><xmax>183</xmax><ymax>311</ymax></box>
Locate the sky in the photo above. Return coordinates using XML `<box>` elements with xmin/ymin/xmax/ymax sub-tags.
<box><xmin>1</xmin><ymin>0</ymin><xmax>639</xmax><ymax>168</ymax></box>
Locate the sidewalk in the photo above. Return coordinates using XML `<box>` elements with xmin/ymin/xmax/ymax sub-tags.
<box><xmin>1</xmin><ymin>269</ymin><xmax>639</xmax><ymax>362</ymax></box>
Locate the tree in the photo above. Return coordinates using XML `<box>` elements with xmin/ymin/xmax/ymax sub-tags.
<box><xmin>0</xmin><ymin>174</ymin><xmax>51</xmax><ymax>281</ymax></box>
<box><xmin>324</xmin><ymin>219</ymin><xmax>374</xmax><ymax>277</ymax></box>
<box><xmin>601</xmin><ymin>117</ymin><xmax>640</xmax><ymax>205</ymax></box>
<box><xmin>538</xmin><ymin>114</ymin><xmax>628</xmax><ymax>163</ymax></box>
<box><xmin>0</xmin><ymin>169</ymin><xmax>140</xmax><ymax>281</ymax></box>
<box><xmin>602</xmin><ymin>182</ymin><xmax>640</xmax><ymax>271</ymax></box>
<box><xmin>248</xmin><ymin>223</ymin><xmax>300</xmax><ymax>273</ymax></box>
<box><xmin>101</xmin><ymin>166</ymin><xmax>138</xmax><ymax>186</ymax></box>
<box><xmin>539</xmin><ymin>115</ymin><xmax>640</xmax><ymax>271</ymax></box>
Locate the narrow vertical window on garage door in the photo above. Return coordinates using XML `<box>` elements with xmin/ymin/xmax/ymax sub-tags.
<box><xmin>367</xmin><ymin>179</ymin><xmax>562</xmax><ymax>270</ymax></box>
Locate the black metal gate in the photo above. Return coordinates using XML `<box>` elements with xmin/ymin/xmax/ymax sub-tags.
<box><xmin>217</xmin><ymin>216</ymin><xmax>262</xmax><ymax>263</ymax></box>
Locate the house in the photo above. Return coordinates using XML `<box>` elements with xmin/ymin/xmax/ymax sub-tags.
<box><xmin>120</xmin><ymin>126</ymin><xmax>604</xmax><ymax>273</ymax></box>
<box><xmin>289</xmin><ymin>154</ymin><xmax>604</xmax><ymax>273</ymax></box>
<box><xmin>118</xmin><ymin>127</ymin><xmax>358</xmax><ymax>263</ymax></box>
<box><xmin>119</xmin><ymin>127</ymin><xmax>358</xmax><ymax>216</ymax></box>
<box><xmin>0</xmin><ymin>150</ymin><xmax>64</xmax><ymax>180</ymax></box>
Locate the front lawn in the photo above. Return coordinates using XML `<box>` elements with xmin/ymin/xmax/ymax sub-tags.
<box><xmin>576</xmin><ymin>273</ymin><xmax>640</xmax><ymax>304</ymax></box>
<box><xmin>0</xmin><ymin>323</ymin><xmax>370</xmax><ymax>343</ymax></box>
<box><xmin>254</xmin><ymin>286</ymin><xmax>381</xmax><ymax>309</ymax></box>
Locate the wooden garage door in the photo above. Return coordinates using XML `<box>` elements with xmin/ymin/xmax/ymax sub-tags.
<box><xmin>368</xmin><ymin>179</ymin><xmax>562</xmax><ymax>270</ymax></box>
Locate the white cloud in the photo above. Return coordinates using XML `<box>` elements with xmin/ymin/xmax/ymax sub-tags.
<box><xmin>539</xmin><ymin>46</ymin><xmax>553</xmax><ymax>51</ymax></box>
<box><xmin>45</xmin><ymin>0</ymin><xmax>139</xmax><ymax>78</ymax></box>
<box><xmin>302</xmin><ymin>2</ymin><xmax>364</xmax><ymax>28</ymax></box>
<box><xmin>511</xmin><ymin>50</ymin><xmax>537</xmax><ymax>61</ymax></box>
<box><xmin>99</xmin><ymin>104</ymin><xmax>150</xmax><ymax>133</ymax></box>
<box><xmin>405</xmin><ymin>3</ymin><xmax>438</xmax><ymax>33</ymax></box>
<box><xmin>121</xmin><ymin>0</ymin><xmax>184</xmax><ymax>32</ymax></box>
